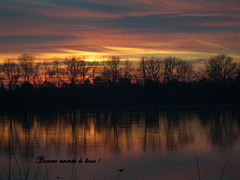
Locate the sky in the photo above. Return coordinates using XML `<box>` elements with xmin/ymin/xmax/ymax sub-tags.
<box><xmin>0</xmin><ymin>0</ymin><xmax>240</xmax><ymax>63</ymax></box>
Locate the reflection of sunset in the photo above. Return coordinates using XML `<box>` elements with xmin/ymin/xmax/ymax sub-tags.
<box><xmin>1</xmin><ymin>109</ymin><xmax>240</xmax><ymax>155</ymax></box>
<box><xmin>1</xmin><ymin>108</ymin><xmax>240</xmax><ymax>180</ymax></box>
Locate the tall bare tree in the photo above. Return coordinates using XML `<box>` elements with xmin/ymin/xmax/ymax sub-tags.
<box><xmin>145</xmin><ymin>57</ymin><xmax>162</xmax><ymax>83</ymax></box>
<box><xmin>202</xmin><ymin>54</ymin><xmax>237</xmax><ymax>85</ymax></box>
<box><xmin>237</xmin><ymin>63</ymin><xmax>240</xmax><ymax>81</ymax></box>
<box><xmin>42</xmin><ymin>61</ymin><xmax>50</xmax><ymax>83</ymax></box>
<box><xmin>122</xmin><ymin>59</ymin><xmax>133</xmax><ymax>82</ymax></box>
<box><xmin>89</xmin><ymin>61</ymin><xmax>99</xmax><ymax>79</ymax></box>
<box><xmin>32</xmin><ymin>63</ymin><xmax>41</xmax><ymax>88</ymax></box>
<box><xmin>79</xmin><ymin>60</ymin><xmax>90</xmax><ymax>81</ymax></box>
<box><xmin>18</xmin><ymin>53</ymin><xmax>35</xmax><ymax>84</ymax></box>
<box><xmin>101</xmin><ymin>65</ymin><xmax>111</xmax><ymax>82</ymax></box>
<box><xmin>163</xmin><ymin>57</ymin><xmax>178</xmax><ymax>84</ymax></box>
<box><xmin>139</xmin><ymin>57</ymin><xmax>147</xmax><ymax>83</ymax></box>
<box><xmin>64</xmin><ymin>56</ymin><xmax>82</xmax><ymax>85</ymax></box>
<box><xmin>176</xmin><ymin>60</ymin><xmax>194</xmax><ymax>82</ymax></box>
<box><xmin>0</xmin><ymin>64</ymin><xmax>4</xmax><ymax>88</ymax></box>
<box><xmin>105</xmin><ymin>56</ymin><xmax>121</xmax><ymax>82</ymax></box>
<box><xmin>2</xmin><ymin>59</ymin><xmax>20</xmax><ymax>90</ymax></box>
<box><xmin>50</xmin><ymin>61</ymin><xmax>65</xmax><ymax>87</ymax></box>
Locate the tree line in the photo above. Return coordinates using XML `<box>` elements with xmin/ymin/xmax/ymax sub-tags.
<box><xmin>1</xmin><ymin>53</ymin><xmax>240</xmax><ymax>108</ymax></box>
<box><xmin>0</xmin><ymin>53</ymin><xmax>240</xmax><ymax>90</ymax></box>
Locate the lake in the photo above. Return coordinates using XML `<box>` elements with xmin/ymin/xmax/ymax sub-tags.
<box><xmin>0</xmin><ymin>105</ymin><xmax>240</xmax><ymax>180</ymax></box>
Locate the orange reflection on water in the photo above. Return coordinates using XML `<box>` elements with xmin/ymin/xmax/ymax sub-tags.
<box><xmin>1</xmin><ymin>108</ymin><xmax>240</xmax><ymax>180</ymax></box>
<box><xmin>1</xmin><ymin>108</ymin><xmax>239</xmax><ymax>156</ymax></box>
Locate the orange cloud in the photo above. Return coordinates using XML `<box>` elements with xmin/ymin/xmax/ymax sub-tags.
<box><xmin>1</xmin><ymin>0</ymin><xmax>240</xmax><ymax>63</ymax></box>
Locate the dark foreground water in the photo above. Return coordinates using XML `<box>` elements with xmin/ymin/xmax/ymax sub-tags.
<box><xmin>0</xmin><ymin>105</ymin><xmax>240</xmax><ymax>180</ymax></box>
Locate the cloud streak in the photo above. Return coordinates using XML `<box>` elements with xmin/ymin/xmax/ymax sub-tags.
<box><xmin>0</xmin><ymin>0</ymin><xmax>240</xmax><ymax>62</ymax></box>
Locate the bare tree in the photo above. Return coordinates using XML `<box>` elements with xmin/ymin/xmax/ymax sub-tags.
<box><xmin>145</xmin><ymin>57</ymin><xmax>162</xmax><ymax>83</ymax></box>
<box><xmin>176</xmin><ymin>60</ymin><xmax>194</xmax><ymax>82</ymax></box>
<box><xmin>32</xmin><ymin>63</ymin><xmax>41</xmax><ymax>88</ymax></box>
<box><xmin>18</xmin><ymin>53</ymin><xmax>35</xmax><ymax>84</ymax></box>
<box><xmin>202</xmin><ymin>54</ymin><xmax>237</xmax><ymax>85</ymax></box>
<box><xmin>2</xmin><ymin>59</ymin><xmax>20</xmax><ymax>90</ymax></box>
<box><xmin>0</xmin><ymin>64</ymin><xmax>4</xmax><ymax>88</ymax></box>
<box><xmin>42</xmin><ymin>61</ymin><xmax>50</xmax><ymax>83</ymax></box>
<box><xmin>89</xmin><ymin>61</ymin><xmax>99</xmax><ymax>79</ymax></box>
<box><xmin>105</xmin><ymin>56</ymin><xmax>121</xmax><ymax>82</ymax></box>
<box><xmin>64</xmin><ymin>56</ymin><xmax>82</xmax><ymax>85</ymax></box>
<box><xmin>101</xmin><ymin>64</ymin><xmax>111</xmax><ymax>83</ymax></box>
<box><xmin>122</xmin><ymin>59</ymin><xmax>133</xmax><ymax>82</ymax></box>
<box><xmin>163</xmin><ymin>57</ymin><xmax>178</xmax><ymax>84</ymax></box>
<box><xmin>51</xmin><ymin>61</ymin><xmax>65</xmax><ymax>87</ymax></box>
<box><xmin>139</xmin><ymin>57</ymin><xmax>147</xmax><ymax>83</ymax></box>
<box><xmin>79</xmin><ymin>60</ymin><xmax>90</xmax><ymax>82</ymax></box>
<box><xmin>237</xmin><ymin>63</ymin><xmax>240</xmax><ymax>81</ymax></box>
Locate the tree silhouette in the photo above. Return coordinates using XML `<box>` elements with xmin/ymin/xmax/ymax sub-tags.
<box><xmin>176</xmin><ymin>60</ymin><xmax>194</xmax><ymax>82</ymax></box>
<box><xmin>42</xmin><ymin>61</ymin><xmax>64</xmax><ymax>87</ymax></box>
<box><xmin>64</xmin><ymin>56</ymin><xmax>82</xmax><ymax>85</ymax></box>
<box><xmin>51</xmin><ymin>61</ymin><xmax>65</xmax><ymax>87</ymax></box>
<box><xmin>139</xmin><ymin>57</ymin><xmax>147</xmax><ymax>83</ymax></box>
<box><xmin>103</xmin><ymin>56</ymin><xmax>121</xmax><ymax>82</ymax></box>
<box><xmin>2</xmin><ymin>59</ymin><xmax>20</xmax><ymax>90</ymax></box>
<box><xmin>89</xmin><ymin>61</ymin><xmax>99</xmax><ymax>79</ymax></box>
<box><xmin>32</xmin><ymin>63</ymin><xmax>41</xmax><ymax>88</ymax></box>
<box><xmin>101</xmin><ymin>63</ymin><xmax>111</xmax><ymax>83</ymax></box>
<box><xmin>163</xmin><ymin>57</ymin><xmax>178</xmax><ymax>84</ymax></box>
<box><xmin>235</xmin><ymin>63</ymin><xmax>240</xmax><ymax>81</ymax></box>
<box><xmin>202</xmin><ymin>54</ymin><xmax>237</xmax><ymax>86</ymax></box>
<box><xmin>122</xmin><ymin>59</ymin><xmax>133</xmax><ymax>83</ymax></box>
<box><xmin>79</xmin><ymin>60</ymin><xmax>90</xmax><ymax>83</ymax></box>
<box><xmin>42</xmin><ymin>60</ymin><xmax>50</xmax><ymax>83</ymax></box>
<box><xmin>0</xmin><ymin>64</ymin><xmax>4</xmax><ymax>89</ymax></box>
<box><xmin>145</xmin><ymin>57</ymin><xmax>162</xmax><ymax>83</ymax></box>
<box><xmin>18</xmin><ymin>53</ymin><xmax>35</xmax><ymax>84</ymax></box>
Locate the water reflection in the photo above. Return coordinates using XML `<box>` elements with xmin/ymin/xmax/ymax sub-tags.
<box><xmin>199</xmin><ymin>109</ymin><xmax>240</xmax><ymax>147</ymax></box>
<box><xmin>0</xmin><ymin>106</ymin><xmax>240</xmax><ymax>179</ymax></box>
<box><xmin>1</xmin><ymin>107</ymin><xmax>240</xmax><ymax>155</ymax></box>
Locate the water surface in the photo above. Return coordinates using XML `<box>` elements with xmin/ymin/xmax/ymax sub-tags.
<box><xmin>0</xmin><ymin>106</ymin><xmax>240</xmax><ymax>180</ymax></box>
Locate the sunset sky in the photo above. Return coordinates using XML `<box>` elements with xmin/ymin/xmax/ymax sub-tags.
<box><xmin>1</xmin><ymin>0</ymin><xmax>240</xmax><ymax>63</ymax></box>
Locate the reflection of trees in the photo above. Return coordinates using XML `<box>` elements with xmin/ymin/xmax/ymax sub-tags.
<box><xmin>161</xmin><ymin>111</ymin><xmax>194</xmax><ymax>152</ymax></box>
<box><xmin>142</xmin><ymin>109</ymin><xmax>161</xmax><ymax>152</ymax></box>
<box><xmin>0</xmin><ymin>107</ymin><xmax>240</xmax><ymax>158</ymax></box>
<box><xmin>199</xmin><ymin>108</ymin><xmax>240</xmax><ymax>147</ymax></box>
<box><xmin>163</xmin><ymin>113</ymin><xmax>177</xmax><ymax>151</ymax></box>
<box><xmin>0</xmin><ymin>114</ymin><xmax>35</xmax><ymax>158</ymax></box>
